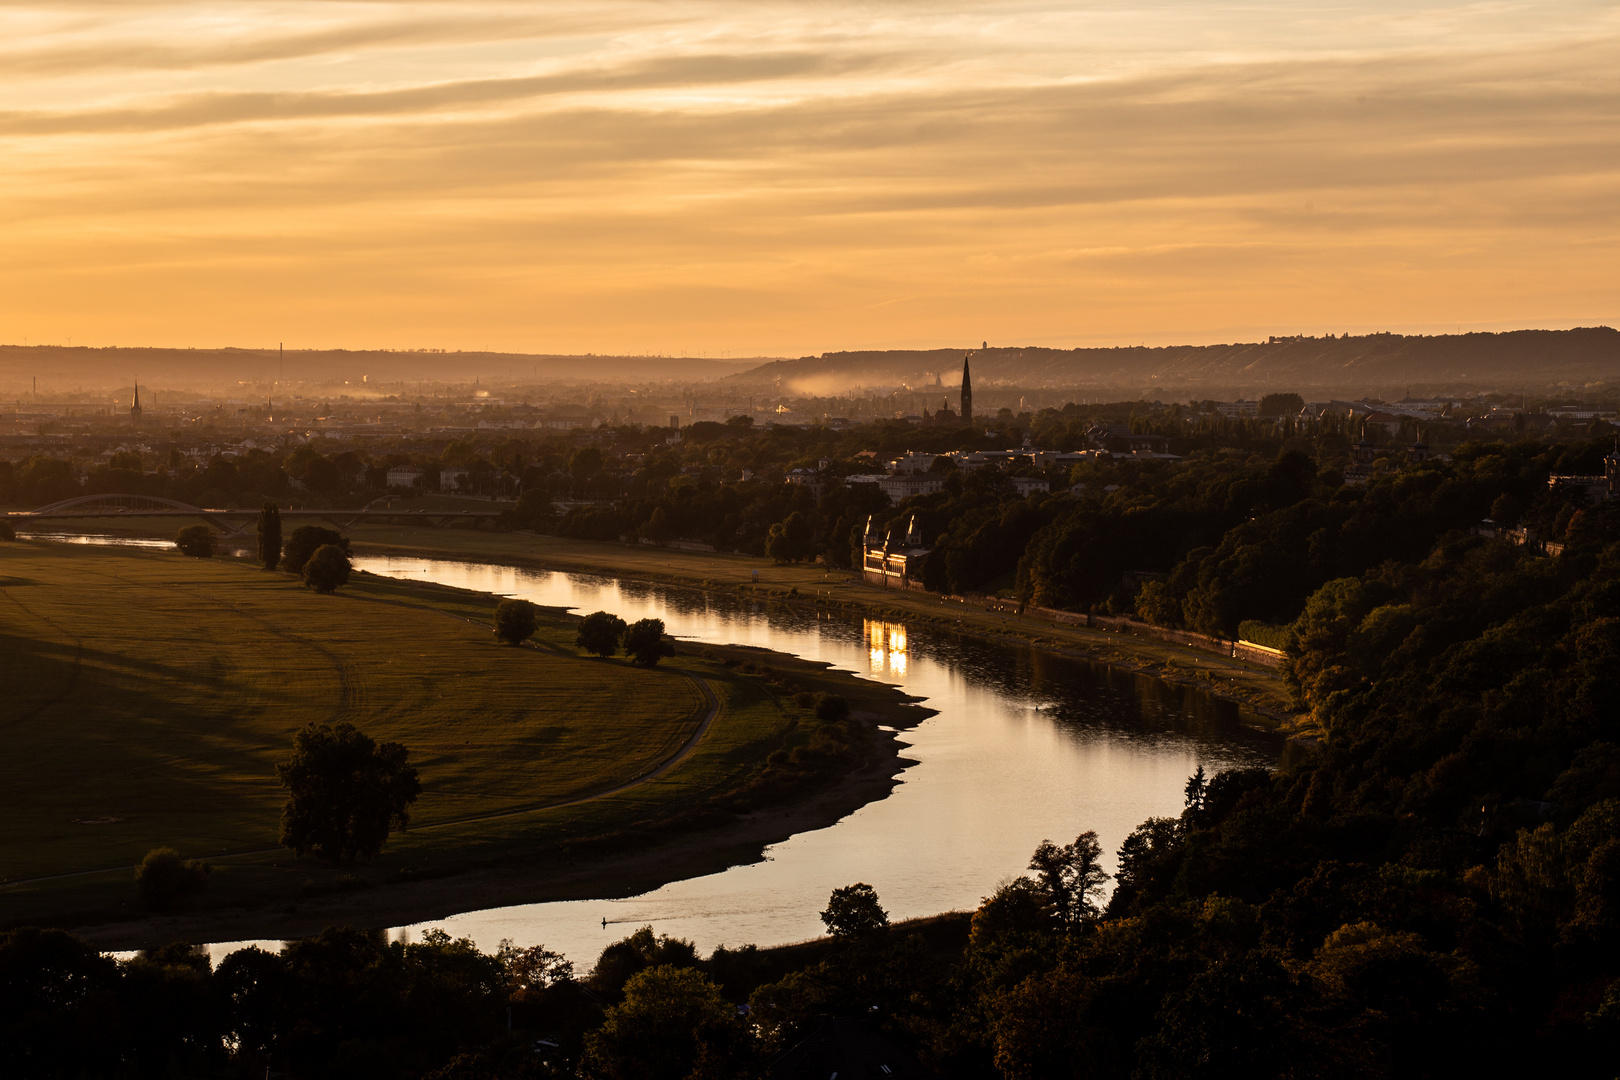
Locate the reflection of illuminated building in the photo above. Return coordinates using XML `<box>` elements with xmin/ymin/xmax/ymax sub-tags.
<box><xmin>861</xmin><ymin>514</ymin><xmax>931</xmax><ymax>589</ymax></box>
<box><xmin>865</xmin><ymin>619</ymin><xmax>909</xmax><ymax>677</ymax></box>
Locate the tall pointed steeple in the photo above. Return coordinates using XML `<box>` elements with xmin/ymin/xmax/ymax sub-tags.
<box><xmin>960</xmin><ymin>355</ymin><xmax>973</xmax><ymax>425</ymax></box>
<box><xmin>129</xmin><ymin>378</ymin><xmax>142</xmax><ymax>426</ymax></box>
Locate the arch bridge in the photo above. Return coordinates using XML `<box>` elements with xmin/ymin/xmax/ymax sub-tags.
<box><xmin>6</xmin><ymin>494</ymin><xmax>504</xmax><ymax>534</ymax></box>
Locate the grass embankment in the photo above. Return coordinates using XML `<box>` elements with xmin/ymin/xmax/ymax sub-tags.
<box><xmin>343</xmin><ymin>525</ymin><xmax>1300</xmax><ymax>725</ymax></box>
<box><xmin>0</xmin><ymin>540</ymin><xmax>930</xmax><ymax>947</ymax></box>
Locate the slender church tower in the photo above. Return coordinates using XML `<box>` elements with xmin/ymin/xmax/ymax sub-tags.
<box><xmin>129</xmin><ymin>379</ymin><xmax>142</xmax><ymax>426</ymax></box>
<box><xmin>960</xmin><ymin>355</ymin><xmax>973</xmax><ymax>425</ymax></box>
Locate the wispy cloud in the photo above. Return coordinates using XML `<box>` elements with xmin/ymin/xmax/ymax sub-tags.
<box><xmin>1</xmin><ymin>1</ymin><xmax>1616</xmax><ymax>353</ymax></box>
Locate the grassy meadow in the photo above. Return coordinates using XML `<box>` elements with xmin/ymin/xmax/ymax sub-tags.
<box><xmin>0</xmin><ymin>539</ymin><xmax>862</xmax><ymax>931</ymax></box>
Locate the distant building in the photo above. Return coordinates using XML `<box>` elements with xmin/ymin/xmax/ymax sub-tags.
<box><xmin>861</xmin><ymin>514</ymin><xmax>931</xmax><ymax>589</ymax></box>
<box><xmin>785</xmin><ymin>467</ymin><xmax>827</xmax><ymax>498</ymax></box>
<box><xmin>129</xmin><ymin>380</ymin><xmax>142</xmax><ymax>427</ymax></box>
<box><xmin>961</xmin><ymin>355</ymin><xmax>973</xmax><ymax>424</ymax></box>
<box><xmin>439</xmin><ymin>466</ymin><xmax>470</xmax><ymax>493</ymax></box>
<box><xmin>1548</xmin><ymin>451</ymin><xmax>1620</xmax><ymax>503</ymax></box>
<box><xmin>877</xmin><ymin>473</ymin><xmax>945</xmax><ymax>505</ymax></box>
<box><xmin>386</xmin><ymin>465</ymin><xmax>424</xmax><ymax>490</ymax></box>
<box><xmin>1011</xmin><ymin>476</ymin><xmax>1050</xmax><ymax>497</ymax></box>
<box><xmin>1215</xmin><ymin>400</ymin><xmax>1258</xmax><ymax>418</ymax></box>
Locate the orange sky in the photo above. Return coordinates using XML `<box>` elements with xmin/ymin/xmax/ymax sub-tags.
<box><xmin>2</xmin><ymin>1</ymin><xmax>1617</xmax><ymax>357</ymax></box>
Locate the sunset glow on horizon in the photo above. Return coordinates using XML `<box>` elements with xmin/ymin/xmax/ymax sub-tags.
<box><xmin>3</xmin><ymin>1</ymin><xmax>1618</xmax><ymax>357</ymax></box>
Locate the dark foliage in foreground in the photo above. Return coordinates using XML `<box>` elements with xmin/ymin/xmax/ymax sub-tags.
<box><xmin>14</xmin><ymin>446</ymin><xmax>1620</xmax><ymax>1076</ymax></box>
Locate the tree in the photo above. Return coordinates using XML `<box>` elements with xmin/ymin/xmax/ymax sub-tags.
<box><xmin>174</xmin><ymin>524</ymin><xmax>216</xmax><ymax>558</ymax></box>
<box><xmin>1028</xmin><ymin>831</ymin><xmax>1110</xmax><ymax>926</ymax></box>
<box><xmin>282</xmin><ymin>525</ymin><xmax>349</xmax><ymax>576</ymax></box>
<box><xmin>0</xmin><ymin>519</ymin><xmax>14</xmax><ymax>542</ymax></box>
<box><xmin>256</xmin><ymin>503</ymin><xmax>282</xmax><ymax>570</ymax></box>
<box><xmin>765</xmin><ymin>511</ymin><xmax>815</xmax><ymax>563</ymax></box>
<box><xmin>493</xmin><ymin>598</ymin><xmax>539</xmax><ymax>645</ymax></box>
<box><xmin>133</xmin><ymin>847</ymin><xmax>210</xmax><ymax>909</ymax></box>
<box><xmin>276</xmin><ymin>721</ymin><xmax>420</xmax><ymax>862</ymax></box>
<box><xmin>623</xmin><ymin>618</ymin><xmax>675</xmax><ymax>667</ymax></box>
<box><xmin>301</xmin><ymin>544</ymin><xmax>351</xmax><ymax>594</ymax></box>
<box><xmin>576</xmin><ymin>610</ymin><xmax>628</xmax><ymax>656</ymax></box>
<box><xmin>582</xmin><ymin>965</ymin><xmax>755</xmax><ymax>1080</ymax></box>
<box><xmin>820</xmin><ymin>882</ymin><xmax>889</xmax><ymax>938</ymax></box>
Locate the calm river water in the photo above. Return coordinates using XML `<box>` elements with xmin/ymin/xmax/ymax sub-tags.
<box><xmin>350</xmin><ymin>556</ymin><xmax>1280</xmax><ymax>970</ymax></box>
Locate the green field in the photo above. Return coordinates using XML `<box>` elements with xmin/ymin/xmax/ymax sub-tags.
<box><xmin>0</xmin><ymin>539</ymin><xmax>906</xmax><ymax>935</ymax></box>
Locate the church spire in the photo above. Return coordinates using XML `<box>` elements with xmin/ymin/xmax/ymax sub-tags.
<box><xmin>130</xmin><ymin>378</ymin><xmax>142</xmax><ymax>426</ymax></box>
<box><xmin>960</xmin><ymin>354</ymin><xmax>973</xmax><ymax>425</ymax></box>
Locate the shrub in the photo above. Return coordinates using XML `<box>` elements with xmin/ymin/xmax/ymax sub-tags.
<box><xmin>493</xmin><ymin>598</ymin><xmax>539</xmax><ymax>646</ymax></box>
<box><xmin>0</xmin><ymin>519</ymin><xmax>14</xmax><ymax>541</ymax></box>
<box><xmin>173</xmin><ymin>525</ymin><xmax>216</xmax><ymax>558</ymax></box>
<box><xmin>134</xmin><ymin>848</ymin><xmax>211</xmax><ymax>909</ymax></box>
<box><xmin>302</xmin><ymin>544</ymin><xmax>352</xmax><ymax>594</ymax></box>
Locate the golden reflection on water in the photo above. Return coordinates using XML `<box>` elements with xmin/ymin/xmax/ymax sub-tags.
<box><xmin>865</xmin><ymin>619</ymin><xmax>908</xmax><ymax>677</ymax></box>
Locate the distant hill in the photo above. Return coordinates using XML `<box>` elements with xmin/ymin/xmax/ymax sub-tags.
<box><xmin>729</xmin><ymin>328</ymin><xmax>1620</xmax><ymax>397</ymax></box>
<box><xmin>0</xmin><ymin>346</ymin><xmax>764</xmax><ymax>396</ymax></box>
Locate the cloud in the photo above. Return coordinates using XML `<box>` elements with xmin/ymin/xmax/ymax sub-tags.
<box><xmin>0</xmin><ymin>2</ymin><xmax>1616</xmax><ymax>352</ymax></box>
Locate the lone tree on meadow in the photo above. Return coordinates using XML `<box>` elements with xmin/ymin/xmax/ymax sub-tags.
<box><xmin>174</xmin><ymin>524</ymin><xmax>216</xmax><ymax>558</ymax></box>
<box><xmin>494</xmin><ymin>597</ymin><xmax>540</xmax><ymax>645</ymax></box>
<box><xmin>282</xmin><ymin>525</ymin><xmax>349</xmax><ymax>576</ymax></box>
<box><xmin>820</xmin><ymin>882</ymin><xmax>889</xmax><ymax>939</ymax></box>
<box><xmin>576</xmin><ymin>610</ymin><xmax>628</xmax><ymax>657</ymax></box>
<box><xmin>256</xmin><ymin>502</ymin><xmax>282</xmax><ymax>570</ymax></box>
<box><xmin>301</xmin><ymin>543</ymin><xmax>351</xmax><ymax>593</ymax></box>
<box><xmin>276</xmin><ymin>721</ymin><xmax>420</xmax><ymax>862</ymax></box>
<box><xmin>623</xmin><ymin>617</ymin><xmax>675</xmax><ymax>667</ymax></box>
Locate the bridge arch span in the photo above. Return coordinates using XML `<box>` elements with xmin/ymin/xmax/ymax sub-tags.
<box><xmin>25</xmin><ymin>494</ymin><xmax>218</xmax><ymax>517</ymax></box>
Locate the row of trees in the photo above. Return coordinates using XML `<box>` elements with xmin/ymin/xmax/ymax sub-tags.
<box><xmin>172</xmin><ymin>508</ymin><xmax>353</xmax><ymax>593</ymax></box>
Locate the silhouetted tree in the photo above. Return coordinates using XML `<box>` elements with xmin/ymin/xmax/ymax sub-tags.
<box><xmin>282</xmin><ymin>525</ymin><xmax>349</xmax><ymax>576</ymax></box>
<box><xmin>623</xmin><ymin>618</ymin><xmax>675</xmax><ymax>667</ymax></box>
<box><xmin>1028</xmin><ymin>831</ymin><xmax>1110</xmax><ymax>926</ymax></box>
<box><xmin>493</xmin><ymin>598</ymin><xmax>539</xmax><ymax>646</ymax></box>
<box><xmin>577</xmin><ymin>610</ymin><xmax>628</xmax><ymax>657</ymax></box>
<box><xmin>819</xmin><ymin>882</ymin><xmax>889</xmax><ymax>938</ymax></box>
<box><xmin>301</xmin><ymin>544</ymin><xmax>351</xmax><ymax>594</ymax></box>
<box><xmin>256</xmin><ymin>503</ymin><xmax>282</xmax><ymax>570</ymax></box>
<box><xmin>276</xmin><ymin>722</ymin><xmax>419</xmax><ymax>862</ymax></box>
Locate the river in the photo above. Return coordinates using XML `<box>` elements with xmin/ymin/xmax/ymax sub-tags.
<box><xmin>351</xmin><ymin>555</ymin><xmax>1280</xmax><ymax>970</ymax></box>
<box><xmin>25</xmin><ymin>533</ymin><xmax>1280</xmax><ymax>968</ymax></box>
